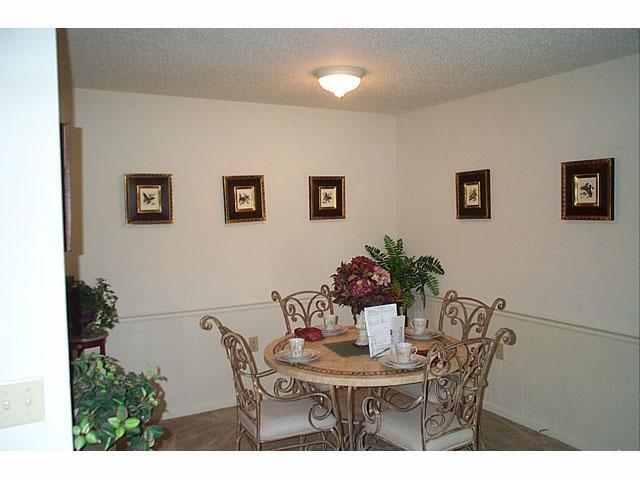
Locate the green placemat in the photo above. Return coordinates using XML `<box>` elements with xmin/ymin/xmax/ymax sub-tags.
<box><xmin>325</xmin><ymin>340</ymin><xmax>369</xmax><ymax>358</ymax></box>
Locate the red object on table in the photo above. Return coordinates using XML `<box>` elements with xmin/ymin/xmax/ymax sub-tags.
<box><xmin>294</xmin><ymin>327</ymin><xmax>324</xmax><ymax>342</ymax></box>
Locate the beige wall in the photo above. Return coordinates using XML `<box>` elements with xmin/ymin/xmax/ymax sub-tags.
<box><xmin>398</xmin><ymin>54</ymin><xmax>639</xmax><ymax>337</ymax></box>
<box><xmin>400</xmin><ymin>54</ymin><xmax>640</xmax><ymax>450</ymax></box>
<box><xmin>73</xmin><ymin>89</ymin><xmax>396</xmax><ymax>418</ymax></box>
<box><xmin>74</xmin><ymin>89</ymin><xmax>397</xmax><ymax>314</ymax></box>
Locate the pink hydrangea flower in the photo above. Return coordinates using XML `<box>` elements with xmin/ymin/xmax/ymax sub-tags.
<box><xmin>331</xmin><ymin>256</ymin><xmax>397</xmax><ymax>316</ymax></box>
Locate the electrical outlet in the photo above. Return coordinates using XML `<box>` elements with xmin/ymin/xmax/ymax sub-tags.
<box><xmin>495</xmin><ymin>343</ymin><xmax>504</xmax><ymax>360</ymax></box>
<box><xmin>0</xmin><ymin>378</ymin><xmax>44</xmax><ymax>429</ymax></box>
<box><xmin>248</xmin><ymin>336</ymin><xmax>259</xmax><ymax>352</ymax></box>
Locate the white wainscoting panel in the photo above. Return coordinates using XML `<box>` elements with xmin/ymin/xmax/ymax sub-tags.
<box><xmin>106</xmin><ymin>302</ymin><xmax>355</xmax><ymax>420</ymax></box>
<box><xmin>109</xmin><ymin>297</ymin><xmax>639</xmax><ymax>451</ymax></box>
<box><xmin>423</xmin><ymin>296</ymin><xmax>640</xmax><ymax>451</ymax></box>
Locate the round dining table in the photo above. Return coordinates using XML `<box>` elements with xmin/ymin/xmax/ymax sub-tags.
<box><xmin>263</xmin><ymin>326</ymin><xmax>461</xmax><ymax>450</ymax></box>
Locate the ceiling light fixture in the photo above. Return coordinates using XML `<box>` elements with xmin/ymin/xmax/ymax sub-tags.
<box><xmin>314</xmin><ymin>66</ymin><xmax>366</xmax><ymax>99</ymax></box>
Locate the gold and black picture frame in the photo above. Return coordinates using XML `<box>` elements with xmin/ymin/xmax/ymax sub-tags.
<box><xmin>125</xmin><ymin>173</ymin><xmax>173</xmax><ymax>224</ymax></box>
<box><xmin>561</xmin><ymin>158</ymin><xmax>614</xmax><ymax>220</ymax></box>
<box><xmin>309</xmin><ymin>176</ymin><xmax>345</xmax><ymax>220</ymax></box>
<box><xmin>223</xmin><ymin>175</ymin><xmax>266</xmax><ymax>223</ymax></box>
<box><xmin>456</xmin><ymin>169</ymin><xmax>491</xmax><ymax>219</ymax></box>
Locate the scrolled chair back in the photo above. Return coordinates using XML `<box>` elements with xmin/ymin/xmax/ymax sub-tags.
<box><xmin>199</xmin><ymin>315</ymin><xmax>261</xmax><ymax>429</ymax></box>
<box><xmin>359</xmin><ymin>327</ymin><xmax>516</xmax><ymax>451</ymax></box>
<box><xmin>219</xmin><ymin>330</ymin><xmax>262</xmax><ymax>429</ymax></box>
<box><xmin>420</xmin><ymin>328</ymin><xmax>516</xmax><ymax>449</ymax></box>
<box><xmin>437</xmin><ymin>290</ymin><xmax>506</xmax><ymax>341</ymax></box>
<box><xmin>199</xmin><ymin>315</ymin><xmax>231</xmax><ymax>337</ymax></box>
<box><xmin>271</xmin><ymin>285</ymin><xmax>334</xmax><ymax>334</ymax></box>
<box><xmin>200</xmin><ymin>315</ymin><xmax>341</xmax><ymax>450</ymax></box>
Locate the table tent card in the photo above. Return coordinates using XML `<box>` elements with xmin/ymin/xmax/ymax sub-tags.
<box><xmin>364</xmin><ymin>304</ymin><xmax>405</xmax><ymax>357</ymax></box>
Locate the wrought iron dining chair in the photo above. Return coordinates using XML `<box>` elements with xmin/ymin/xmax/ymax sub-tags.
<box><xmin>390</xmin><ymin>290</ymin><xmax>507</xmax><ymax>401</ymax></box>
<box><xmin>199</xmin><ymin>315</ymin><xmax>342</xmax><ymax>450</ymax></box>
<box><xmin>271</xmin><ymin>285</ymin><xmax>334</xmax><ymax>334</ymax></box>
<box><xmin>436</xmin><ymin>290</ymin><xmax>507</xmax><ymax>341</ymax></box>
<box><xmin>357</xmin><ymin>327</ymin><xmax>516</xmax><ymax>451</ymax></box>
<box><xmin>271</xmin><ymin>286</ymin><xmax>336</xmax><ymax>393</ymax></box>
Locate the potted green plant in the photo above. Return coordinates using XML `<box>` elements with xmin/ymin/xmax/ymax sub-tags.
<box><xmin>365</xmin><ymin>235</ymin><xmax>445</xmax><ymax>317</ymax></box>
<box><xmin>66</xmin><ymin>277</ymin><xmax>118</xmax><ymax>337</ymax></box>
<box><xmin>71</xmin><ymin>353</ymin><xmax>165</xmax><ymax>451</ymax></box>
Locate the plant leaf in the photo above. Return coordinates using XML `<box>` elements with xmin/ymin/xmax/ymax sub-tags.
<box><xmin>102</xmin><ymin>424</ymin><xmax>116</xmax><ymax>438</ymax></box>
<box><xmin>74</xmin><ymin>435</ymin><xmax>86</xmax><ymax>450</ymax></box>
<box><xmin>107</xmin><ymin>417</ymin><xmax>121</xmax><ymax>428</ymax></box>
<box><xmin>116</xmin><ymin>405</ymin><xmax>127</xmax><ymax>420</ymax></box>
<box><xmin>366</xmin><ymin>235</ymin><xmax>444</xmax><ymax>312</ymax></box>
<box><xmin>79</xmin><ymin>416</ymin><xmax>90</xmax><ymax>434</ymax></box>
<box><xmin>85</xmin><ymin>431</ymin><xmax>100</xmax><ymax>445</ymax></box>
<box><xmin>124</xmin><ymin>418</ymin><xmax>140</xmax><ymax>430</ymax></box>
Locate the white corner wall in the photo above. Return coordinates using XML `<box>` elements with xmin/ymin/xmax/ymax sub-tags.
<box><xmin>73</xmin><ymin>90</ymin><xmax>397</xmax><ymax>419</ymax></box>
<box><xmin>0</xmin><ymin>29</ymin><xmax>73</xmax><ymax>450</ymax></box>
<box><xmin>399</xmin><ymin>54</ymin><xmax>640</xmax><ymax>450</ymax></box>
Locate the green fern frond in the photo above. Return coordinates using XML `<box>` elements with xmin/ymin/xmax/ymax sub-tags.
<box><xmin>402</xmin><ymin>291</ymin><xmax>415</xmax><ymax>311</ymax></box>
<box><xmin>365</xmin><ymin>244</ymin><xmax>389</xmax><ymax>269</ymax></box>
<box><xmin>424</xmin><ymin>275</ymin><xmax>440</xmax><ymax>297</ymax></box>
<box><xmin>382</xmin><ymin>235</ymin><xmax>405</xmax><ymax>258</ymax></box>
<box><xmin>366</xmin><ymin>235</ymin><xmax>444</xmax><ymax>312</ymax></box>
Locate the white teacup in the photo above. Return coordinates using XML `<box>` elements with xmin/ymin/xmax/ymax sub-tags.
<box><xmin>396</xmin><ymin>342</ymin><xmax>418</xmax><ymax>364</ymax></box>
<box><xmin>411</xmin><ymin>317</ymin><xmax>427</xmax><ymax>335</ymax></box>
<box><xmin>323</xmin><ymin>314</ymin><xmax>338</xmax><ymax>331</ymax></box>
<box><xmin>288</xmin><ymin>338</ymin><xmax>305</xmax><ymax>358</ymax></box>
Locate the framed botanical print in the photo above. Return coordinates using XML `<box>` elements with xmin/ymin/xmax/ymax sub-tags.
<box><xmin>223</xmin><ymin>175</ymin><xmax>266</xmax><ymax>223</ymax></box>
<box><xmin>125</xmin><ymin>173</ymin><xmax>173</xmax><ymax>224</ymax></box>
<box><xmin>561</xmin><ymin>158</ymin><xmax>614</xmax><ymax>220</ymax></box>
<box><xmin>309</xmin><ymin>176</ymin><xmax>345</xmax><ymax>220</ymax></box>
<box><xmin>456</xmin><ymin>169</ymin><xmax>491</xmax><ymax>219</ymax></box>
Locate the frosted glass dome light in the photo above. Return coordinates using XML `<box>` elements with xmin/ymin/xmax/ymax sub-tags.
<box><xmin>314</xmin><ymin>66</ymin><xmax>366</xmax><ymax>98</ymax></box>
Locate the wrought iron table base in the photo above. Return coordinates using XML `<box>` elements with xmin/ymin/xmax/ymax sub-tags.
<box><xmin>329</xmin><ymin>385</ymin><xmax>365</xmax><ymax>451</ymax></box>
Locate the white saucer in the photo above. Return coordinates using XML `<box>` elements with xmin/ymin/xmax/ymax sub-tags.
<box><xmin>405</xmin><ymin>328</ymin><xmax>443</xmax><ymax>341</ymax></box>
<box><xmin>380</xmin><ymin>354</ymin><xmax>427</xmax><ymax>370</ymax></box>
<box><xmin>275</xmin><ymin>349</ymin><xmax>319</xmax><ymax>365</ymax></box>
<box><xmin>317</xmin><ymin>326</ymin><xmax>348</xmax><ymax>337</ymax></box>
<box><xmin>385</xmin><ymin>354</ymin><xmax>425</xmax><ymax>368</ymax></box>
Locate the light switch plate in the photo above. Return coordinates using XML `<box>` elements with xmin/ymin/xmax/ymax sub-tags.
<box><xmin>248</xmin><ymin>336</ymin><xmax>259</xmax><ymax>352</ymax></box>
<box><xmin>495</xmin><ymin>343</ymin><xmax>504</xmax><ymax>360</ymax></box>
<box><xmin>0</xmin><ymin>378</ymin><xmax>44</xmax><ymax>429</ymax></box>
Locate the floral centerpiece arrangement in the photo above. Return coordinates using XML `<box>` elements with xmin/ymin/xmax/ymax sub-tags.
<box><xmin>331</xmin><ymin>256</ymin><xmax>398</xmax><ymax>322</ymax></box>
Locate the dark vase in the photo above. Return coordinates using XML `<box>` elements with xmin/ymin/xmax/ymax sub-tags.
<box><xmin>74</xmin><ymin>309</ymin><xmax>97</xmax><ymax>337</ymax></box>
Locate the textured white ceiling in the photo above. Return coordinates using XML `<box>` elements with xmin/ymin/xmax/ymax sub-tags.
<box><xmin>65</xmin><ymin>28</ymin><xmax>639</xmax><ymax>114</ymax></box>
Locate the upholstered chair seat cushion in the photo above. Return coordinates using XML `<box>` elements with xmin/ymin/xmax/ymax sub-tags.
<box><xmin>374</xmin><ymin>404</ymin><xmax>473</xmax><ymax>451</ymax></box>
<box><xmin>311</xmin><ymin>383</ymin><xmax>331</xmax><ymax>392</ymax></box>
<box><xmin>239</xmin><ymin>398</ymin><xmax>336</xmax><ymax>442</ymax></box>
<box><xmin>392</xmin><ymin>382</ymin><xmax>422</xmax><ymax>400</ymax></box>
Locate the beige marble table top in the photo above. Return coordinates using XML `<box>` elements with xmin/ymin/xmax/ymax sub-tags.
<box><xmin>263</xmin><ymin>326</ymin><xmax>462</xmax><ymax>388</ymax></box>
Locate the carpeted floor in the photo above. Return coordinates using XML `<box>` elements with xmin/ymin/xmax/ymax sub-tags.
<box><xmin>156</xmin><ymin>404</ymin><xmax>575</xmax><ymax>451</ymax></box>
